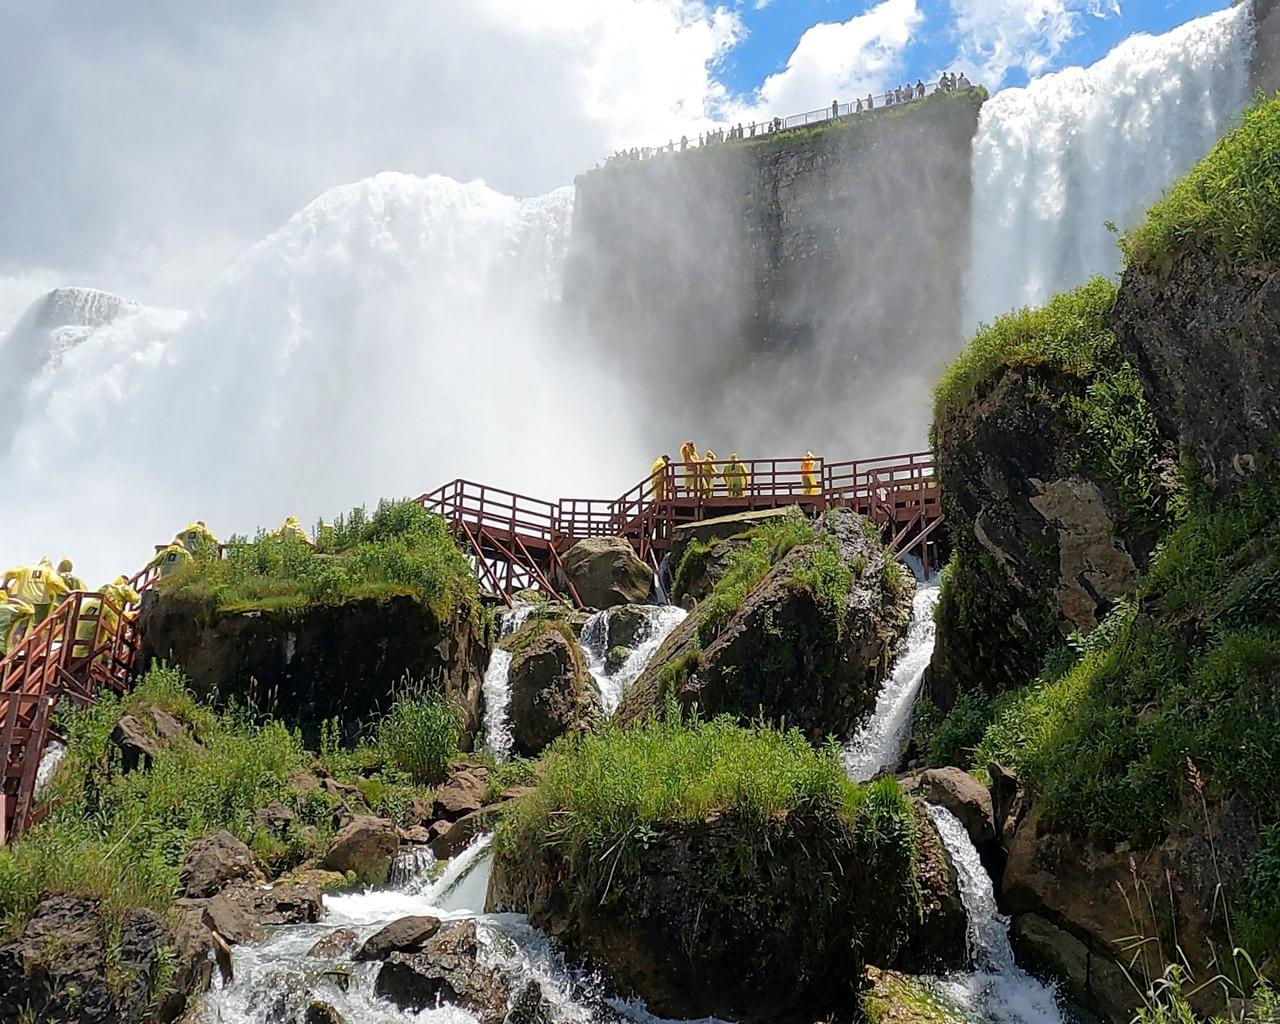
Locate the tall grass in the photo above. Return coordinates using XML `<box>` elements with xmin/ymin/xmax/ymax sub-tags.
<box><xmin>375</xmin><ymin>682</ymin><xmax>462</xmax><ymax>785</ymax></box>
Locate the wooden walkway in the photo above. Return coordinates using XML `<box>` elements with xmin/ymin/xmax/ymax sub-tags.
<box><xmin>418</xmin><ymin>451</ymin><xmax>944</xmax><ymax>607</ymax></box>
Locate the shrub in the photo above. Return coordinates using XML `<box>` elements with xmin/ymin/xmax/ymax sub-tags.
<box><xmin>375</xmin><ymin>684</ymin><xmax>462</xmax><ymax>785</ymax></box>
<box><xmin>1123</xmin><ymin>96</ymin><xmax>1280</xmax><ymax>270</ymax></box>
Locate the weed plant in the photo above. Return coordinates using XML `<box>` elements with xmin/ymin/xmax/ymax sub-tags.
<box><xmin>375</xmin><ymin>680</ymin><xmax>462</xmax><ymax>785</ymax></box>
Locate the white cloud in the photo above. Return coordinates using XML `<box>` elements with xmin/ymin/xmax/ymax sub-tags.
<box><xmin>0</xmin><ymin>1</ymin><xmax>740</xmax><ymax>308</ymax></box>
<box><xmin>728</xmin><ymin>0</ymin><xmax>923</xmax><ymax>124</ymax></box>
<box><xmin>946</xmin><ymin>0</ymin><xmax>1122</xmax><ymax>86</ymax></box>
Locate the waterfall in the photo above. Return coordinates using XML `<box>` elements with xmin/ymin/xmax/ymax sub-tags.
<box><xmin>844</xmin><ymin>579</ymin><xmax>940</xmax><ymax>782</ymax></box>
<box><xmin>579</xmin><ymin>605</ymin><xmax>689</xmax><ymax>713</ymax></box>
<box><xmin>964</xmin><ymin>4</ymin><xmax>1253</xmax><ymax>330</ymax></box>
<box><xmin>33</xmin><ymin>740</ymin><xmax>66</xmax><ymax>794</ymax></box>
<box><xmin>926</xmin><ymin>805</ymin><xmax>1064</xmax><ymax>1024</ymax></box>
<box><xmin>481</xmin><ymin>602</ymin><xmax>535</xmax><ymax>761</ymax></box>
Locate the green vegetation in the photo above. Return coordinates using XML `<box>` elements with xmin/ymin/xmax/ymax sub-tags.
<box><xmin>1123</xmin><ymin>96</ymin><xmax>1280</xmax><ymax>270</ymax></box>
<box><xmin>374</xmin><ymin>683</ymin><xmax>462</xmax><ymax>785</ymax></box>
<box><xmin>863</xmin><ymin>969</ymin><xmax>969</xmax><ymax>1024</ymax></box>
<box><xmin>0</xmin><ymin>664</ymin><xmax>441</xmax><ymax>938</ymax></box>
<box><xmin>495</xmin><ymin>704</ymin><xmax>918</xmax><ymax>916</ymax></box>
<box><xmin>159</xmin><ymin>498</ymin><xmax>477</xmax><ymax>620</ymax></box>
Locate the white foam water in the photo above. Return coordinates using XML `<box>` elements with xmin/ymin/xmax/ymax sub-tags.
<box><xmin>965</xmin><ymin>4</ymin><xmax>1252</xmax><ymax>329</ymax></box>
<box><xmin>579</xmin><ymin>605</ymin><xmax>688</xmax><ymax>713</ymax></box>
<box><xmin>927</xmin><ymin>805</ymin><xmax>1064</xmax><ymax>1024</ymax></box>
<box><xmin>844</xmin><ymin>579</ymin><xmax>940</xmax><ymax>782</ymax></box>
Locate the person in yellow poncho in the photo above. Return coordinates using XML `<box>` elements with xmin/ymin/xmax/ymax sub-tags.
<box><xmin>800</xmin><ymin>451</ymin><xmax>820</xmax><ymax>496</ymax></box>
<box><xmin>1</xmin><ymin>558</ymin><xmax>70</xmax><ymax>624</ymax></box>
<box><xmin>0</xmin><ymin>589</ymin><xmax>35</xmax><ymax>655</ymax></box>
<box><xmin>649</xmin><ymin>454</ymin><xmax>671</xmax><ymax>501</ymax></box>
<box><xmin>700</xmin><ymin>450</ymin><xmax>719</xmax><ymax>499</ymax></box>
<box><xmin>679</xmin><ymin>440</ymin><xmax>699</xmax><ymax>496</ymax></box>
<box><xmin>722</xmin><ymin>453</ymin><xmax>750</xmax><ymax>498</ymax></box>
<box><xmin>175</xmin><ymin>520</ymin><xmax>218</xmax><ymax>555</ymax></box>
<box><xmin>57</xmin><ymin>558</ymin><xmax>86</xmax><ymax>591</ymax></box>
<box><xmin>147</xmin><ymin>543</ymin><xmax>193</xmax><ymax>577</ymax></box>
<box><xmin>274</xmin><ymin>516</ymin><xmax>312</xmax><ymax>545</ymax></box>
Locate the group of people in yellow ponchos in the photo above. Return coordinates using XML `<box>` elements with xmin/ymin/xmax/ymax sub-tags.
<box><xmin>0</xmin><ymin>557</ymin><xmax>138</xmax><ymax>656</ymax></box>
<box><xmin>649</xmin><ymin>443</ymin><xmax>822</xmax><ymax>501</ymax></box>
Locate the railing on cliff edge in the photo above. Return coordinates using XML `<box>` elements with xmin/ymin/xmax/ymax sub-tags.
<box><xmin>416</xmin><ymin>450</ymin><xmax>945</xmax><ymax>609</ymax></box>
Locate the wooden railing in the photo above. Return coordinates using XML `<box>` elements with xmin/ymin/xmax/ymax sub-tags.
<box><xmin>418</xmin><ymin>451</ymin><xmax>944</xmax><ymax>605</ymax></box>
<box><xmin>0</xmin><ymin>560</ymin><xmax>156</xmax><ymax>844</ymax></box>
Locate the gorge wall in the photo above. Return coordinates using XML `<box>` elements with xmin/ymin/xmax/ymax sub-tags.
<box><xmin>562</xmin><ymin>91</ymin><xmax>984</xmax><ymax>460</ymax></box>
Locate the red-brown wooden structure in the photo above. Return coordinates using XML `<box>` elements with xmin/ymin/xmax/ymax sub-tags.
<box><xmin>418</xmin><ymin>451</ymin><xmax>944</xmax><ymax>607</ymax></box>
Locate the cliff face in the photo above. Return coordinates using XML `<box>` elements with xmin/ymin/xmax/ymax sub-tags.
<box><xmin>1254</xmin><ymin>0</ymin><xmax>1280</xmax><ymax>98</ymax></box>
<box><xmin>563</xmin><ymin>92</ymin><xmax>984</xmax><ymax>456</ymax></box>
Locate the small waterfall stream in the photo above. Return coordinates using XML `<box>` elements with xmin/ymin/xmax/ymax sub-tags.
<box><xmin>578</xmin><ymin>605</ymin><xmax>688</xmax><ymax>713</ymax></box>
<box><xmin>926</xmin><ymin>806</ymin><xmax>1064</xmax><ymax>1024</ymax></box>
<box><xmin>844</xmin><ymin>579</ymin><xmax>939</xmax><ymax>782</ymax></box>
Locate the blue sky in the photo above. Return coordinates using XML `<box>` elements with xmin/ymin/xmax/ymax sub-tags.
<box><xmin>721</xmin><ymin>0</ymin><xmax>1232</xmax><ymax>96</ymax></box>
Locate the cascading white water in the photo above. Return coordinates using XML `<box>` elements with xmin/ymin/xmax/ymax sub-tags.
<box><xmin>926</xmin><ymin>805</ymin><xmax>1064</xmax><ymax>1024</ymax></box>
<box><xmin>964</xmin><ymin>4</ymin><xmax>1253</xmax><ymax>330</ymax></box>
<box><xmin>579</xmin><ymin>605</ymin><xmax>688</xmax><ymax>713</ymax></box>
<box><xmin>844</xmin><ymin>579</ymin><xmax>939</xmax><ymax>782</ymax></box>
<box><xmin>480</xmin><ymin>602</ymin><xmax>535</xmax><ymax>761</ymax></box>
<box><xmin>33</xmin><ymin>740</ymin><xmax>66</xmax><ymax>794</ymax></box>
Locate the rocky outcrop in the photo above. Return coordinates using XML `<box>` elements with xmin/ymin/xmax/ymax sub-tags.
<box><xmin>1112</xmin><ymin>239</ymin><xmax>1280</xmax><ymax>490</ymax></box>
<box><xmin>112</xmin><ymin>703</ymin><xmax>191</xmax><ymax>772</ymax></box>
<box><xmin>0</xmin><ymin>896</ymin><xmax>170</xmax><ymax>1024</ymax></box>
<box><xmin>560</xmin><ymin>537</ymin><xmax>654</xmax><ymax>609</ymax></box>
<box><xmin>905</xmin><ymin>768</ymin><xmax>997</xmax><ymax>872</ymax></box>
<box><xmin>490</xmin><ymin>803</ymin><xmax>963</xmax><ymax>1022</ymax></box>
<box><xmin>355</xmin><ymin>916</ymin><xmax>442</xmax><ymax>961</ymax></box>
<box><xmin>138</xmin><ymin>593</ymin><xmax>487</xmax><ymax>742</ymax></box>
<box><xmin>1002</xmin><ymin>799</ymin><xmax>1258</xmax><ymax>1022</ymax></box>
<box><xmin>619</xmin><ymin>508</ymin><xmax>913</xmax><ymax>740</ymax></box>
<box><xmin>929</xmin><ymin>357</ymin><xmax>1169</xmax><ymax>707</ymax></box>
<box><xmin>1253</xmin><ymin>0</ymin><xmax>1280</xmax><ymax>99</ymax></box>
<box><xmin>505</xmin><ymin>622</ymin><xmax>599</xmax><ymax>755</ymax></box>
<box><xmin>322</xmin><ymin>816</ymin><xmax>400</xmax><ymax>885</ymax></box>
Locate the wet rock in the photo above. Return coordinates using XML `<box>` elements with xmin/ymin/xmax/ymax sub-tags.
<box><xmin>621</xmin><ymin>508</ymin><xmax>914</xmax><ymax>741</ymax></box>
<box><xmin>322</xmin><ymin>815</ymin><xmax>399</xmax><ymax>885</ymax></box>
<box><xmin>432</xmin><ymin>761</ymin><xmax>490</xmax><ymax>821</ymax></box>
<box><xmin>428</xmin><ymin>803</ymin><xmax>508</xmax><ymax>860</ymax></box>
<box><xmin>303</xmin><ymin>1001</ymin><xmax>346</xmax><ymax>1024</ymax></box>
<box><xmin>355</xmin><ymin>915</ymin><xmax>442</xmax><ymax>961</ymax></box>
<box><xmin>1112</xmin><ymin>239</ymin><xmax>1280</xmax><ymax>491</ymax></box>
<box><xmin>505</xmin><ymin>979</ymin><xmax>554</xmax><ymax>1024</ymax></box>
<box><xmin>0</xmin><ymin>894</ymin><xmax>169</xmax><ymax>1024</ymax></box>
<box><xmin>204</xmin><ymin>881</ymin><xmax>324</xmax><ymax>944</ymax></box>
<box><xmin>893</xmin><ymin>805</ymin><xmax>969</xmax><ymax>973</ymax></box>
<box><xmin>1011</xmin><ymin>913</ymin><xmax>1132</xmax><ymax>1024</ymax></box>
<box><xmin>138</xmin><ymin>592</ymin><xmax>488</xmax><ymax>745</ymax></box>
<box><xmin>605</xmin><ymin>645</ymin><xmax>630</xmax><ymax>673</ymax></box>
<box><xmin>202</xmin><ymin>892</ymin><xmax>264</xmax><ymax>944</ymax></box>
<box><xmin>373</xmin><ymin>920</ymin><xmax>509</xmax><ymax>1021</ymax></box>
<box><xmin>506</xmin><ymin>622</ymin><xmax>599</xmax><ymax>756</ymax></box>
<box><xmin>180</xmin><ymin>829</ymin><xmax>258</xmax><ymax>898</ymax></box>
<box><xmin>604</xmin><ymin>605</ymin><xmax>653</xmax><ymax>649</ymax></box>
<box><xmin>284</xmin><ymin>867</ymin><xmax>349</xmax><ymax>892</ymax></box>
<box><xmin>862</xmin><ymin>966</ymin><xmax>967</xmax><ymax>1024</ymax></box>
<box><xmin>308</xmin><ymin>928</ymin><xmax>360</xmax><ymax>959</ymax></box>
<box><xmin>165</xmin><ymin>904</ymin><xmax>216</xmax><ymax>1020</ymax></box>
<box><xmin>911</xmin><ymin>768</ymin><xmax>995</xmax><ymax>851</ymax></box>
<box><xmin>561</xmin><ymin>536</ymin><xmax>654</xmax><ymax>609</ymax></box>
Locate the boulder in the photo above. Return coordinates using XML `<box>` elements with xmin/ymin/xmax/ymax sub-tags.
<box><xmin>861</xmin><ymin>966</ymin><xmax>967</xmax><ymax>1024</ymax></box>
<box><xmin>322</xmin><ymin>815</ymin><xmax>400</xmax><ymax>885</ymax></box>
<box><xmin>432</xmin><ymin>761</ymin><xmax>490</xmax><ymax>821</ymax></box>
<box><xmin>180</xmin><ymin>829</ymin><xmax>258</xmax><ymax>898</ymax></box>
<box><xmin>308</xmin><ymin>928</ymin><xmax>361</xmax><ymax>959</ymax></box>
<box><xmin>490</xmin><ymin>802</ymin><xmax>962</xmax><ymax>1022</ymax></box>
<box><xmin>254</xmin><ymin>798</ymin><xmax>297</xmax><ymax>832</ymax></box>
<box><xmin>1002</xmin><ymin>798</ymin><xmax>1258</xmax><ymax>1023</ymax></box>
<box><xmin>1011</xmin><ymin>913</ymin><xmax>1132</xmax><ymax>1024</ymax></box>
<box><xmin>560</xmin><ymin>537</ymin><xmax>653</xmax><ymax>609</ymax></box>
<box><xmin>138</xmin><ymin>592</ymin><xmax>488</xmax><ymax>745</ymax></box>
<box><xmin>165</xmin><ymin>904</ymin><xmax>216</xmax><ymax>1020</ymax></box>
<box><xmin>620</xmin><ymin>508</ymin><xmax>914</xmax><ymax>741</ymax></box>
<box><xmin>0</xmin><ymin>895</ymin><xmax>170</xmax><ymax>1024</ymax></box>
<box><xmin>355</xmin><ymin>915</ymin><xmax>442</xmax><ymax>961</ymax></box>
<box><xmin>303</xmin><ymin>1001</ymin><xmax>346</xmax><ymax>1024</ymax></box>
<box><xmin>1112</xmin><ymin>238</ymin><xmax>1280</xmax><ymax>491</ymax></box>
<box><xmin>506</xmin><ymin>623</ymin><xmax>599</xmax><ymax>756</ymax></box>
<box><xmin>201</xmin><ymin>881</ymin><xmax>324</xmax><ymax>946</ymax></box>
<box><xmin>429</xmin><ymin>803</ymin><xmax>509</xmax><ymax>860</ymax></box>
<box><xmin>373</xmin><ymin>920</ymin><xmax>509</xmax><ymax>1021</ymax></box>
<box><xmin>111</xmin><ymin>702</ymin><xmax>192</xmax><ymax>773</ymax></box>
<box><xmin>911</xmin><ymin>768</ymin><xmax>996</xmax><ymax>851</ymax></box>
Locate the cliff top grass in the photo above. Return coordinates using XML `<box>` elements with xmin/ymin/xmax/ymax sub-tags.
<box><xmin>494</xmin><ymin>705</ymin><xmax>915</xmax><ymax>871</ymax></box>
<box><xmin>1123</xmin><ymin>95</ymin><xmax>1280</xmax><ymax>271</ymax></box>
<box><xmin>159</xmin><ymin>498</ymin><xmax>478</xmax><ymax>620</ymax></box>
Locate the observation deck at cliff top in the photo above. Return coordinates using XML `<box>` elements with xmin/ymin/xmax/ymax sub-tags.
<box><xmin>417</xmin><ymin>451</ymin><xmax>944</xmax><ymax>607</ymax></box>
